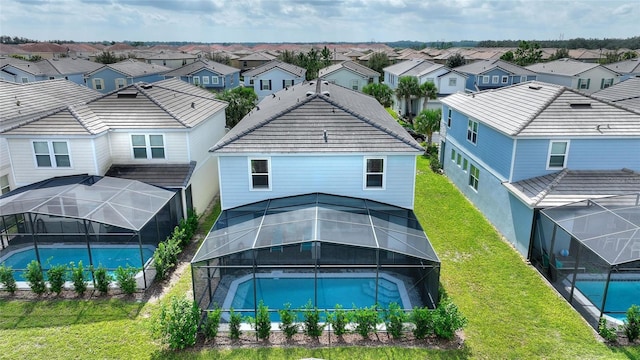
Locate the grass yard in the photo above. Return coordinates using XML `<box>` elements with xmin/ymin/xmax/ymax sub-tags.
<box><xmin>0</xmin><ymin>157</ymin><xmax>638</xmax><ymax>359</ymax></box>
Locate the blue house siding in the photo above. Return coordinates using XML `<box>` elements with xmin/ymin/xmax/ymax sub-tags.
<box><xmin>245</xmin><ymin>68</ymin><xmax>304</xmax><ymax>101</ymax></box>
<box><xmin>174</xmin><ymin>69</ymin><xmax>240</xmax><ymax>91</ymax></box>
<box><xmin>86</xmin><ymin>68</ymin><xmax>166</xmax><ymax>93</ymax></box>
<box><xmin>511</xmin><ymin>138</ymin><xmax>640</xmax><ymax>181</ymax></box>
<box><xmin>218</xmin><ymin>154</ymin><xmax>416</xmax><ymax>210</ymax></box>
<box><xmin>0</xmin><ymin>66</ymin><xmax>41</xmax><ymax>83</ymax></box>
<box><xmin>443</xmin><ymin>144</ymin><xmax>533</xmax><ymax>256</ymax></box>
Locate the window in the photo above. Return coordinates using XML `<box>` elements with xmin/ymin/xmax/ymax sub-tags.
<box><xmin>426</xmin><ymin>77</ymin><xmax>434</xmax><ymax>83</ymax></box>
<box><xmin>463</xmin><ymin>158</ymin><xmax>468</xmax><ymax>172</ymax></box>
<box><xmin>578</xmin><ymin>78</ymin><xmax>590</xmax><ymax>90</ymax></box>
<box><xmin>467</xmin><ymin>119</ymin><xmax>478</xmax><ymax>144</ymax></box>
<box><xmin>260</xmin><ymin>79</ymin><xmax>272</xmax><ymax>90</ymax></box>
<box><xmin>364</xmin><ymin>157</ymin><xmax>385</xmax><ymax>189</ymax></box>
<box><xmin>547</xmin><ymin>141</ymin><xmax>569</xmax><ymax>169</ymax></box>
<box><xmin>351</xmin><ymin>79</ymin><xmax>359</xmax><ymax>90</ymax></box>
<box><xmin>49</xmin><ymin>76</ymin><xmax>55</xmax><ymax>80</ymax></box>
<box><xmin>482</xmin><ymin>75</ymin><xmax>489</xmax><ymax>84</ymax></box>
<box><xmin>115</xmin><ymin>78</ymin><xmax>126</xmax><ymax>89</ymax></box>
<box><xmin>212</xmin><ymin>76</ymin><xmax>220</xmax><ymax>84</ymax></box>
<box><xmin>520</xmin><ymin>76</ymin><xmax>526</xmax><ymax>82</ymax></box>
<box><xmin>131</xmin><ymin>134</ymin><xmax>165</xmax><ymax>159</ymax></box>
<box><xmin>193</xmin><ymin>76</ymin><xmax>200</xmax><ymax>85</ymax></box>
<box><xmin>33</xmin><ymin>141</ymin><xmax>70</xmax><ymax>168</ymax></box>
<box><xmin>469</xmin><ymin>164</ymin><xmax>479</xmax><ymax>191</ymax></box>
<box><xmin>202</xmin><ymin>76</ymin><xmax>210</xmax><ymax>85</ymax></box>
<box><xmin>249</xmin><ymin>78</ymin><xmax>254</xmax><ymax>85</ymax></box>
<box><xmin>492</xmin><ymin>75</ymin><xmax>499</xmax><ymax>84</ymax></box>
<box><xmin>451</xmin><ymin>149</ymin><xmax>456</xmax><ymax>161</ymax></box>
<box><xmin>456</xmin><ymin>153</ymin><xmax>462</xmax><ymax>166</ymax></box>
<box><xmin>250</xmin><ymin>158</ymin><xmax>270</xmax><ymax>190</ymax></box>
<box><xmin>448</xmin><ymin>77</ymin><xmax>457</xmax><ymax>86</ymax></box>
<box><xmin>447</xmin><ymin>108</ymin><xmax>452</xmax><ymax>127</ymax></box>
<box><xmin>21</xmin><ymin>77</ymin><xmax>29</xmax><ymax>83</ymax></box>
<box><xmin>601</xmin><ymin>78</ymin><xmax>614</xmax><ymax>89</ymax></box>
<box><xmin>368</xmin><ymin>77</ymin><xmax>374</xmax><ymax>84</ymax></box>
<box><xmin>283</xmin><ymin>79</ymin><xmax>294</xmax><ymax>87</ymax></box>
<box><xmin>501</xmin><ymin>75</ymin><xmax>508</xmax><ymax>84</ymax></box>
<box><xmin>0</xmin><ymin>175</ymin><xmax>10</xmax><ymax>194</ymax></box>
<box><xmin>92</xmin><ymin>78</ymin><xmax>104</xmax><ymax>90</ymax></box>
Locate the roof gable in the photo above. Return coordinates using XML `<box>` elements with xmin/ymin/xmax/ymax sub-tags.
<box><xmin>243</xmin><ymin>60</ymin><xmax>306</xmax><ymax>78</ymax></box>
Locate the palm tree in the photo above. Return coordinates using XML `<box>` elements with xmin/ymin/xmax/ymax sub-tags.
<box><xmin>420</xmin><ymin>81</ymin><xmax>438</xmax><ymax>112</ymax></box>
<box><xmin>414</xmin><ymin>109</ymin><xmax>441</xmax><ymax>146</ymax></box>
<box><xmin>395</xmin><ymin>76</ymin><xmax>421</xmax><ymax>124</ymax></box>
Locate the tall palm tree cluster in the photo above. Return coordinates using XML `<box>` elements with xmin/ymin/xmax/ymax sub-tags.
<box><xmin>394</xmin><ymin>77</ymin><xmax>438</xmax><ymax>124</ymax></box>
<box><xmin>278</xmin><ymin>47</ymin><xmax>333</xmax><ymax>81</ymax></box>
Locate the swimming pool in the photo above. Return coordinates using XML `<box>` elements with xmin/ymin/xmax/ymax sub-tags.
<box><xmin>0</xmin><ymin>245</ymin><xmax>155</xmax><ymax>280</ymax></box>
<box><xmin>574</xmin><ymin>280</ymin><xmax>640</xmax><ymax>321</ymax></box>
<box><xmin>222</xmin><ymin>272</ymin><xmax>411</xmax><ymax>320</ymax></box>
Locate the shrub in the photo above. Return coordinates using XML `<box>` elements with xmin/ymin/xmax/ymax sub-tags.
<box><xmin>278</xmin><ymin>303</ymin><xmax>298</xmax><ymax>339</ymax></box>
<box><xmin>202</xmin><ymin>307</ymin><xmax>222</xmax><ymax>340</ymax></box>
<box><xmin>171</xmin><ymin>226</ymin><xmax>189</xmax><ymax>250</ymax></box>
<box><xmin>302</xmin><ymin>300</ymin><xmax>324</xmax><ymax>338</ymax></box>
<box><xmin>115</xmin><ymin>265</ymin><xmax>138</xmax><ymax>295</ymax></box>
<box><xmin>624</xmin><ymin>304</ymin><xmax>640</xmax><ymax>342</ymax></box>
<box><xmin>352</xmin><ymin>305</ymin><xmax>379</xmax><ymax>339</ymax></box>
<box><xmin>156</xmin><ymin>295</ymin><xmax>200</xmax><ymax>350</ymax></box>
<box><xmin>70</xmin><ymin>261</ymin><xmax>87</xmax><ymax>296</ymax></box>
<box><xmin>433</xmin><ymin>299</ymin><xmax>467</xmax><ymax>340</ymax></box>
<box><xmin>47</xmin><ymin>264</ymin><xmax>67</xmax><ymax>295</ymax></box>
<box><xmin>0</xmin><ymin>264</ymin><xmax>17</xmax><ymax>294</ymax></box>
<box><xmin>153</xmin><ymin>235</ymin><xmax>180</xmax><ymax>281</ymax></box>
<box><xmin>326</xmin><ymin>304</ymin><xmax>348</xmax><ymax>336</ymax></box>
<box><xmin>24</xmin><ymin>260</ymin><xmax>46</xmax><ymax>295</ymax></box>
<box><xmin>94</xmin><ymin>265</ymin><xmax>111</xmax><ymax>295</ymax></box>
<box><xmin>425</xmin><ymin>144</ymin><xmax>438</xmax><ymax>156</ymax></box>
<box><xmin>248</xmin><ymin>300</ymin><xmax>271</xmax><ymax>341</ymax></box>
<box><xmin>229</xmin><ymin>308</ymin><xmax>242</xmax><ymax>340</ymax></box>
<box><xmin>598</xmin><ymin>316</ymin><xmax>618</xmax><ymax>342</ymax></box>
<box><xmin>184</xmin><ymin>210</ymin><xmax>199</xmax><ymax>239</ymax></box>
<box><xmin>429</xmin><ymin>154</ymin><xmax>442</xmax><ymax>173</ymax></box>
<box><xmin>411</xmin><ymin>306</ymin><xmax>434</xmax><ymax>339</ymax></box>
<box><xmin>383</xmin><ymin>302</ymin><xmax>407</xmax><ymax>339</ymax></box>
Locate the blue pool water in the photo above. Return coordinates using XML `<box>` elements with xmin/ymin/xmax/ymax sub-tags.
<box><xmin>0</xmin><ymin>246</ymin><xmax>154</xmax><ymax>280</ymax></box>
<box><xmin>574</xmin><ymin>280</ymin><xmax>640</xmax><ymax>321</ymax></box>
<box><xmin>227</xmin><ymin>276</ymin><xmax>407</xmax><ymax>320</ymax></box>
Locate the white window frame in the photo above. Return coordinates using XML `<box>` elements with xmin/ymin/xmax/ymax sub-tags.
<box><xmin>447</xmin><ymin>108</ymin><xmax>452</xmax><ymax>128</ymax></box>
<box><xmin>520</xmin><ymin>76</ymin><xmax>526</xmax><ymax>82</ymax></box>
<box><xmin>1</xmin><ymin>175</ymin><xmax>11</xmax><ymax>194</ymax></box>
<box><xmin>363</xmin><ymin>156</ymin><xmax>386</xmax><ymax>190</ymax></box>
<box><xmin>249</xmin><ymin>158</ymin><xmax>271</xmax><ymax>191</ymax></box>
<box><xmin>32</xmin><ymin>140</ymin><xmax>71</xmax><ymax>168</ymax></box>
<box><xmin>21</xmin><ymin>77</ymin><xmax>29</xmax><ymax>83</ymax></box>
<box><xmin>547</xmin><ymin>140</ymin><xmax>570</xmax><ymax>170</ymax></box>
<box><xmin>492</xmin><ymin>75</ymin><xmax>499</xmax><ymax>84</ymax></box>
<box><xmin>463</xmin><ymin>158</ymin><xmax>468</xmax><ymax>172</ymax></box>
<box><xmin>601</xmin><ymin>78</ymin><xmax>613</xmax><ymax>89</ymax></box>
<box><xmin>131</xmin><ymin>134</ymin><xmax>165</xmax><ymax>160</ymax></box>
<box><xmin>193</xmin><ymin>76</ymin><xmax>200</xmax><ymax>85</ymax></box>
<box><xmin>451</xmin><ymin>149</ymin><xmax>456</xmax><ymax>162</ymax></box>
<box><xmin>283</xmin><ymin>79</ymin><xmax>294</xmax><ymax>87</ymax></box>
<box><xmin>469</xmin><ymin>164</ymin><xmax>480</xmax><ymax>191</ymax></box>
<box><xmin>92</xmin><ymin>78</ymin><xmax>104</xmax><ymax>90</ymax></box>
<box><xmin>467</xmin><ymin>119</ymin><xmax>478</xmax><ymax>145</ymax></box>
<box><xmin>501</xmin><ymin>75</ymin><xmax>508</xmax><ymax>84</ymax></box>
<box><xmin>352</xmin><ymin>79</ymin><xmax>359</xmax><ymax>90</ymax></box>
<box><xmin>202</xmin><ymin>76</ymin><xmax>210</xmax><ymax>85</ymax></box>
<box><xmin>456</xmin><ymin>153</ymin><xmax>462</xmax><ymax>166</ymax></box>
<box><xmin>115</xmin><ymin>78</ymin><xmax>126</xmax><ymax>89</ymax></box>
<box><xmin>260</xmin><ymin>79</ymin><xmax>271</xmax><ymax>91</ymax></box>
<box><xmin>448</xmin><ymin>77</ymin><xmax>457</xmax><ymax>86</ymax></box>
<box><xmin>482</xmin><ymin>75</ymin><xmax>489</xmax><ymax>84</ymax></box>
<box><xmin>212</xmin><ymin>76</ymin><xmax>220</xmax><ymax>85</ymax></box>
<box><xmin>578</xmin><ymin>78</ymin><xmax>590</xmax><ymax>90</ymax></box>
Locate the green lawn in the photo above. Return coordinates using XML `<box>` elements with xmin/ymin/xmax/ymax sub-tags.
<box><xmin>0</xmin><ymin>157</ymin><xmax>638</xmax><ymax>359</ymax></box>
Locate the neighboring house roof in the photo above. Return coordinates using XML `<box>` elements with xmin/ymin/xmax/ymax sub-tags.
<box><xmin>86</xmin><ymin>59</ymin><xmax>171</xmax><ymax>77</ymax></box>
<box><xmin>604</xmin><ymin>58</ymin><xmax>640</xmax><ymax>74</ymax></box>
<box><xmin>441</xmin><ymin>81</ymin><xmax>640</xmax><ymax>137</ymax></box>
<box><xmin>454</xmin><ymin>59</ymin><xmax>537</xmax><ymax>76</ymax></box>
<box><xmin>210</xmin><ymin>80</ymin><xmax>423</xmax><ymax>154</ymax></box>
<box><xmin>526</xmin><ymin>58</ymin><xmax>615</xmax><ymax>76</ymax></box>
<box><xmin>238</xmin><ymin>52</ymin><xmax>276</xmax><ymax>61</ymax></box>
<box><xmin>591</xmin><ymin>77</ymin><xmax>640</xmax><ymax>111</ymax></box>
<box><xmin>2</xmin><ymin>78</ymin><xmax>227</xmax><ymax>135</ymax></box>
<box><xmin>504</xmin><ymin>169</ymin><xmax>640</xmax><ymax>208</ymax></box>
<box><xmin>164</xmin><ymin>59</ymin><xmax>239</xmax><ymax>77</ymax></box>
<box><xmin>19</xmin><ymin>42</ymin><xmax>68</xmax><ymax>53</ymax></box>
<box><xmin>0</xmin><ymin>79</ymin><xmax>101</xmax><ymax>132</ymax></box>
<box><xmin>243</xmin><ymin>60</ymin><xmax>306</xmax><ymax>78</ymax></box>
<box><xmin>318</xmin><ymin>61</ymin><xmax>380</xmax><ymax>78</ymax></box>
<box><xmin>36</xmin><ymin>57</ymin><xmax>103</xmax><ymax>75</ymax></box>
<box><xmin>0</xmin><ymin>56</ymin><xmax>47</xmax><ymax>76</ymax></box>
<box><xmin>106</xmin><ymin>161</ymin><xmax>196</xmax><ymax>188</ymax></box>
<box><xmin>146</xmin><ymin>52</ymin><xmax>198</xmax><ymax>60</ymax></box>
<box><xmin>383</xmin><ymin>59</ymin><xmax>443</xmax><ymax>77</ymax></box>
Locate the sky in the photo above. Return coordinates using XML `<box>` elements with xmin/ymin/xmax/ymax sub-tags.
<box><xmin>0</xmin><ymin>0</ymin><xmax>637</xmax><ymax>43</ymax></box>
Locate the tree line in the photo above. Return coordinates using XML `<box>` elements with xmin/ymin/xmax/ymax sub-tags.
<box><xmin>478</xmin><ymin>36</ymin><xmax>640</xmax><ymax>50</ymax></box>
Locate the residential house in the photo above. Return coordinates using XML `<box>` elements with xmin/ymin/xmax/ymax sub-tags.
<box><xmin>440</xmin><ymin>81</ymin><xmax>640</xmax><ymax>257</ymax></box>
<box><xmin>0</xmin><ymin>79</ymin><xmax>102</xmax><ymax>195</ymax></box>
<box><xmin>0</xmin><ymin>57</ymin><xmax>47</xmax><ymax>83</ymax></box>
<box><xmin>84</xmin><ymin>59</ymin><xmax>171</xmax><ymax>93</ymax></box>
<box><xmin>1</xmin><ymin>78</ymin><xmax>228</xmax><ymax>216</ymax></box>
<box><xmin>384</xmin><ymin>59</ymin><xmax>467</xmax><ymax>115</ymax></box>
<box><xmin>604</xmin><ymin>58</ymin><xmax>640</xmax><ymax>81</ymax></box>
<box><xmin>243</xmin><ymin>60</ymin><xmax>306</xmax><ymax>101</ymax></box>
<box><xmin>0</xmin><ymin>57</ymin><xmax>102</xmax><ymax>84</ymax></box>
<box><xmin>454</xmin><ymin>59</ymin><xmax>537</xmax><ymax>92</ymax></box>
<box><xmin>238</xmin><ymin>52</ymin><xmax>276</xmax><ymax>71</ymax></box>
<box><xmin>18</xmin><ymin>42</ymin><xmax>71</xmax><ymax>59</ymax></box>
<box><xmin>146</xmin><ymin>51</ymin><xmax>199</xmax><ymax>69</ymax></box>
<box><xmin>526</xmin><ymin>58</ymin><xmax>620</xmax><ymax>93</ymax></box>
<box><xmin>318</xmin><ymin>61</ymin><xmax>379</xmax><ymax>91</ymax></box>
<box><xmin>592</xmin><ymin>77</ymin><xmax>640</xmax><ymax>112</ymax></box>
<box><xmin>164</xmin><ymin>59</ymin><xmax>241</xmax><ymax>91</ymax></box>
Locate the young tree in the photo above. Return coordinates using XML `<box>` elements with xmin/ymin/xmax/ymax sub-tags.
<box><xmin>500</xmin><ymin>50</ymin><xmax>515</xmax><ymax>62</ymax></box>
<box><xmin>278</xmin><ymin>50</ymin><xmax>298</xmax><ymax>65</ymax></box>
<box><xmin>445</xmin><ymin>53</ymin><xmax>465</xmax><ymax>68</ymax></box>
<box><xmin>366</xmin><ymin>52</ymin><xmax>390</xmax><ymax>82</ymax></box>
<box><xmin>513</xmin><ymin>41</ymin><xmax>543</xmax><ymax>66</ymax></box>
<box><xmin>216</xmin><ymin>87</ymin><xmax>258</xmax><ymax>128</ymax></box>
<box><xmin>95</xmin><ymin>51</ymin><xmax>122</xmax><ymax>64</ymax></box>
<box><xmin>548</xmin><ymin>48</ymin><xmax>570</xmax><ymax>61</ymax></box>
<box><xmin>320</xmin><ymin>46</ymin><xmax>332</xmax><ymax>68</ymax></box>
<box><xmin>304</xmin><ymin>48</ymin><xmax>321</xmax><ymax>80</ymax></box>
<box><xmin>395</xmin><ymin>76</ymin><xmax>421</xmax><ymax>124</ymax></box>
<box><xmin>419</xmin><ymin>81</ymin><xmax>438</xmax><ymax>112</ymax></box>
<box><xmin>362</xmin><ymin>83</ymin><xmax>394</xmax><ymax>108</ymax></box>
<box><xmin>414</xmin><ymin>109</ymin><xmax>442</xmax><ymax>146</ymax></box>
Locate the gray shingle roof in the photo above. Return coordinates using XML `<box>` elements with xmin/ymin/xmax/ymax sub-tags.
<box><xmin>604</xmin><ymin>58</ymin><xmax>640</xmax><ymax>74</ymax></box>
<box><xmin>318</xmin><ymin>61</ymin><xmax>380</xmax><ymax>78</ymax></box>
<box><xmin>242</xmin><ymin>60</ymin><xmax>306</xmax><ymax>77</ymax></box>
<box><xmin>504</xmin><ymin>169</ymin><xmax>640</xmax><ymax>207</ymax></box>
<box><xmin>526</xmin><ymin>58</ymin><xmax>614</xmax><ymax>76</ymax></box>
<box><xmin>238</xmin><ymin>52</ymin><xmax>277</xmax><ymax>61</ymax></box>
<box><xmin>0</xmin><ymin>56</ymin><xmax>46</xmax><ymax>75</ymax></box>
<box><xmin>87</xmin><ymin>59</ymin><xmax>172</xmax><ymax>77</ymax></box>
<box><xmin>210</xmin><ymin>80</ymin><xmax>423</xmax><ymax>154</ymax></box>
<box><xmin>453</xmin><ymin>59</ymin><xmax>537</xmax><ymax>76</ymax></box>
<box><xmin>441</xmin><ymin>81</ymin><xmax>640</xmax><ymax>137</ymax></box>
<box><xmin>38</xmin><ymin>57</ymin><xmax>102</xmax><ymax>75</ymax></box>
<box><xmin>592</xmin><ymin>77</ymin><xmax>640</xmax><ymax>111</ymax></box>
<box><xmin>164</xmin><ymin>59</ymin><xmax>240</xmax><ymax>77</ymax></box>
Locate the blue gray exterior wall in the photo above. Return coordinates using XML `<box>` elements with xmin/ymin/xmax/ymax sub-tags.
<box><xmin>463</xmin><ymin>69</ymin><xmax>537</xmax><ymax>91</ymax></box>
<box><xmin>0</xmin><ymin>66</ymin><xmax>41</xmax><ymax>83</ymax></box>
<box><xmin>218</xmin><ymin>154</ymin><xmax>417</xmax><ymax>210</ymax></box>
<box><xmin>85</xmin><ymin>68</ymin><xmax>166</xmax><ymax>93</ymax></box>
<box><xmin>172</xmin><ymin>69</ymin><xmax>240</xmax><ymax>91</ymax></box>
<box><xmin>244</xmin><ymin>68</ymin><xmax>305</xmax><ymax>101</ymax></box>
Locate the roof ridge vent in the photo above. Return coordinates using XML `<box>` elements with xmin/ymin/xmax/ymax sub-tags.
<box><xmin>321</xmin><ymin>90</ymin><xmax>330</xmax><ymax>97</ymax></box>
<box><xmin>117</xmin><ymin>90</ymin><xmax>138</xmax><ymax>98</ymax></box>
<box><xmin>529</xmin><ymin>85</ymin><xmax>542</xmax><ymax>90</ymax></box>
<box><xmin>305</xmin><ymin>91</ymin><xmax>315</xmax><ymax>97</ymax></box>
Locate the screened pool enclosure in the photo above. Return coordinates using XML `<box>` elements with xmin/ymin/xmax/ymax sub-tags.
<box><xmin>531</xmin><ymin>193</ymin><xmax>640</xmax><ymax>326</ymax></box>
<box><xmin>191</xmin><ymin>193</ymin><xmax>441</xmax><ymax>319</ymax></box>
<box><xmin>0</xmin><ymin>176</ymin><xmax>182</xmax><ymax>289</ymax></box>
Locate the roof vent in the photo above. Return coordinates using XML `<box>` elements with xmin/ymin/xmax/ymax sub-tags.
<box><xmin>191</xmin><ymin>102</ymin><xmax>196</xmax><ymax>109</ymax></box>
<box><xmin>305</xmin><ymin>91</ymin><xmax>315</xmax><ymax>97</ymax></box>
<box><xmin>309</xmin><ymin>81</ymin><xmax>315</xmax><ymax>85</ymax></box>
<box><xmin>528</xmin><ymin>85</ymin><xmax>542</xmax><ymax>90</ymax></box>
<box><xmin>117</xmin><ymin>90</ymin><xmax>138</xmax><ymax>98</ymax></box>
<box><xmin>322</xmin><ymin>80</ymin><xmax>329</xmax><ymax>85</ymax></box>
<box><xmin>321</xmin><ymin>91</ymin><xmax>330</xmax><ymax>97</ymax></box>
<box><xmin>570</xmin><ymin>102</ymin><xmax>592</xmax><ymax>108</ymax></box>
<box><xmin>323</xmin><ymin>130</ymin><xmax>328</xmax><ymax>143</ymax></box>
<box><xmin>141</xmin><ymin>84</ymin><xmax>153</xmax><ymax>89</ymax></box>
<box><xmin>272</xmin><ymin>93</ymin><xmax>276</xmax><ymax>98</ymax></box>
